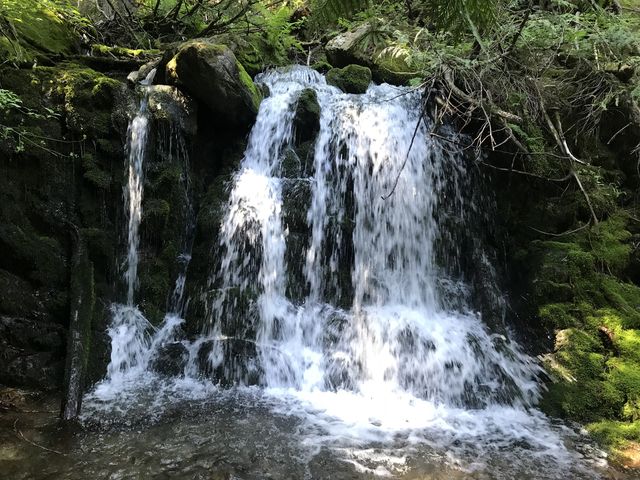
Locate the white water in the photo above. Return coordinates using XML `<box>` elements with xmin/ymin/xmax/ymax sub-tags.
<box><xmin>85</xmin><ymin>67</ymin><xmax>607</xmax><ymax>478</ymax></box>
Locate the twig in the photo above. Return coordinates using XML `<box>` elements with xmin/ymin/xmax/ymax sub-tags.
<box><xmin>382</xmin><ymin>87</ymin><xmax>431</xmax><ymax>200</ymax></box>
<box><xmin>443</xmin><ymin>67</ymin><xmax>523</xmax><ymax>124</ymax></box>
<box><xmin>13</xmin><ymin>419</ymin><xmax>66</xmax><ymax>456</ymax></box>
<box><xmin>478</xmin><ymin>161</ymin><xmax>572</xmax><ymax>182</ymax></box>
<box><xmin>528</xmin><ymin>222</ymin><xmax>591</xmax><ymax>237</ymax></box>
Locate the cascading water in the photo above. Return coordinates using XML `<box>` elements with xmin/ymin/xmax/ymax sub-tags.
<box><xmin>84</xmin><ymin>67</ymin><xmax>611</xmax><ymax>479</ymax></box>
<box><xmin>205</xmin><ymin>67</ymin><xmax>539</xmax><ymax>407</ymax></box>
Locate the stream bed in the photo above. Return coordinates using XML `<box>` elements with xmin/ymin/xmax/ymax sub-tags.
<box><xmin>0</xmin><ymin>385</ymin><xmax>625</xmax><ymax>480</ymax></box>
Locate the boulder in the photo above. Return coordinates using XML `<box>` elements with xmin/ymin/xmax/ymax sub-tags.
<box><xmin>326</xmin><ymin>65</ymin><xmax>372</xmax><ymax>94</ymax></box>
<box><xmin>165</xmin><ymin>41</ymin><xmax>261</xmax><ymax>128</ymax></box>
<box><xmin>0</xmin><ymin>316</ymin><xmax>65</xmax><ymax>390</ymax></box>
<box><xmin>325</xmin><ymin>23</ymin><xmax>372</xmax><ymax>68</ymax></box>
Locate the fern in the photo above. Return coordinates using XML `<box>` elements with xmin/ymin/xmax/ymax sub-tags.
<box><xmin>310</xmin><ymin>0</ymin><xmax>370</xmax><ymax>29</ymax></box>
<box><xmin>423</xmin><ymin>0</ymin><xmax>501</xmax><ymax>36</ymax></box>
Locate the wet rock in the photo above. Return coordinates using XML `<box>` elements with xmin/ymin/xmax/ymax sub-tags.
<box><xmin>0</xmin><ymin>269</ymin><xmax>45</xmax><ymax>319</ymax></box>
<box><xmin>147</xmin><ymin>85</ymin><xmax>198</xmax><ymax>136</ymax></box>
<box><xmin>196</xmin><ymin>338</ymin><xmax>262</xmax><ymax>386</ymax></box>
<box><xmin>165</xmin><ymin>41</ymin><xmax>261</xmax><ymax>128</ymax></box>
<box><xmin>326</xmin><ymin>65</ymin><xmax>372</xmax><ymax>94</ymax></box>
<box><xmin>325</xmin><ymin>23</ymin><xmax>416</xmax><ymax>85</ymax></box>
<box><xmin>294</xmin><ymin>88</ymin><xmax>320</xmax><ymax>143</ymax></box>
<box><xmin>0</xmin><ymin>317</ymin><xmax>66</xmax><ymax>390</ymax></box>
<box><xmin>282</xmin><ymin>179</ymin><xmax>312</xmax><ymax>233</ymax></box>
<box><xmin>0</xmin><ymin>316</ymin><xmax>65</xmax><ymax>352</ymax></box>
<box><xmin>285</xmin><ymin>232</ymin><xmax>310</xmax><ymax>303</ymax></box>
<box><xmin>151</xmin><ymin>342</ymin><xmax>189</xmax><ymax>377</ymax></box>
<box><xmin>127</xmin><ymin>59</ymin><xmax>161</xmax><ymax>85</ymax></box>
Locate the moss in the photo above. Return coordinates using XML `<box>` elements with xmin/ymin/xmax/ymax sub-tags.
<box><xmin>587</xmin><ymin>214</ymin><xmax>632</xmax><ymax>273</ymax></box>
<box><xmin>326</xmin><ymin>65</ymin><xmax>372</xmax><ymax>94</ymax></box>
<box><xmin>90</xmin><ymin>44</ymin><xmax>161</xmax><ymax>59</ymax></box>
<box><xmin>293</xmin><ymin>89</ymin><xmax>320</xmax><ymax>145</ymax></box>
<box><xmin>0</xmin><ymin>0</ymin><xmax>84</xmax><ymax>62</ymax></box>
<box><xmin>143</xmin><ymin>199</ymin><xmax>171</xmax><ymax>222</ymax></box>
<box><xmin>82</xmin><ymin>153</ymin><xmax>111</xmax><ymax>189</ymax></box>
<box><xmin>311</xmin><ymin>61</ymin><xmax>333</xmax><ymax>73</ymax></box>
<box><xmin>237</xmin><ymin>60</ymin><xmax>262</xmax><ymax>111</ymax></box>
<box><xmin>48</xmin><ymin>64</ymin><xmax>122</xmax><ymax>137</ymax></box>
<box><xmin>197</xmin><ymin>176</ymin><xmax>230</xmax><ymax>237</ymax></box>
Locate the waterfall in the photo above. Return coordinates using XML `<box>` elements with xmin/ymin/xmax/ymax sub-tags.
<box><xmin>84</xmin><ymin>67</ymin><xmax>605</xmax><ymax>478</ymax></box>
<box><xmin>203</xmin><ymin>66</ymin><xmax>540</xmax><ymax>407</ymax></box>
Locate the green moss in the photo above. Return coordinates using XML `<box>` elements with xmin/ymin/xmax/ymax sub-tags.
<box><xmin>47</xmin><ymin>64</ymin><xmax>122</xmax><ymax>136</ymax></box>
<box><xmin>237</xmin><ymin>61</ymin><xmax>262</xmax><ymax>111</ymax></box>
<box><xmin>311</xmin><ymin>61</ymin><xmax>333</xmax><ymax>73</ymax></box>
<box><xmin>326</xmin><ymin>65</ymin><xmax>372</xmax><ymax>94</ymax></box>
<box><xmin>144</xmin><ymin>199</ymin><xmax>171</xmax><ymax>222</ymax></box>
<box><xmin>82</xmin><ymin>153</ymin><xmax>111</xmax><ymax>189</ymax></box>
<box><xmin>90</xmin><ymin>44</ymin><xmax>161</xmax><ymax>59</ymax></box>
<box><xmin>0</xmin><ymin>0</ymin><xmax>85</xmax><ymax>62</ymax></box>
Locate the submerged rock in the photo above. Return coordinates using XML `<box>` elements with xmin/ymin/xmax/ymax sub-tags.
<box><xmin>326</xmin><ymin>65</ymin><xmax>372</xmax><ymax>94</ymax></box>
<box><xmin>165</xmin><ymin>41</ymin><xmax>261</xmax><ymax>128</ymax></box>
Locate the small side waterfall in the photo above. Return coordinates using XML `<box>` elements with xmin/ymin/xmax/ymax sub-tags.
<box><xmin>123</xmin><ymin>68</ymin><xmax>158</xmax><ymax>305</ymax></box>
<box><xmin>94</xmin><ymin>69</ymin><xmax>194</xmax><ymax>395</ymax></box>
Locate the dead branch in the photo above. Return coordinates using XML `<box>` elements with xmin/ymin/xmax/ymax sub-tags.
<box><xmin>13</xmin><ymin>419</ymin><xmax>66</xmax><ymax>456</ymax></box>
<box><xmin>528</xmin><ymin>222</ymin><xmax>591</xmax><ymax>237</ymax></box>
<box><xmin>442</xmin><ymin>67</ymin><xmax>523</xmax><ymax>124</ymax></box>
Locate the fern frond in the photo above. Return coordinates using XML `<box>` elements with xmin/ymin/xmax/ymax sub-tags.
<box><xmin>424</xmin><ymin>0</ymin><xmax>501</xmax><ymax>36</ymax></box>
<box><xmin>310</xmin><ymin>0</ymin><xmax>370</xmax><ymax>29</ymax></box>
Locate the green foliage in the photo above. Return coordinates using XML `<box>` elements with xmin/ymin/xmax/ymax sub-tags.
<box><xmin>422</xmin><ymin>0</ymin><xmax>501</xmax><ymax>36</ymax></box>
<box><xmin>0</xmin><ymin>88</ymin><xmax>59</xmax><ymax>154</ymax></box>
<box><xmin>310</xmin><ymin>0</ymin><xmax>370</xmax><ymax>29</ymax></box>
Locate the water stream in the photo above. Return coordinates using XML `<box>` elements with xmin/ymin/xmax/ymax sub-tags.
<box><xmin>10</xmin><ymin>67</ymin><xmax>621</xmax><ymax>479</ymax></box>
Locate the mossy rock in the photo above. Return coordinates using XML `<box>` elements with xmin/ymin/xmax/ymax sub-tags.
<box><xmin>165</xmin><ymin>41</ymin><xmax>261</xmax><ymax>128</ymax></box>
<box><xmin>293</xmin><ymin>88</ymin><xmax>320</xmax><ymax>144</ymax></box>
<box><xmin>213</xmin><ymin>31</ymin><xmax>301</xmax><ymax>77</ymax></box>
<box><xmin>90</xmin><ymin>44</ymin><xmax>161</xmax><ymax>60</ymax></box>
<box><xmin>0</xmin><ymin>0</ymin><xmax>84</xmax><ymax>63</ymax></box>
<box><xmin>324</xmin><ymin>23</ymin><xmax>416</xmax><ymax>85</ymax></box>
<box><xmin>326</xmin><ymin>65</ymin><xmax>372</xmax><ymax>94</ymax></box>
